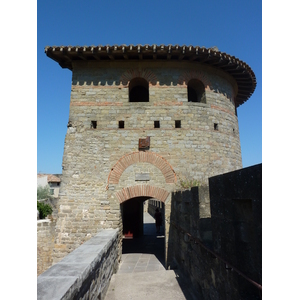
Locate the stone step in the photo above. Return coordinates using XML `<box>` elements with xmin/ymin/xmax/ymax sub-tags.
<box><xmin>104</xmin><ymin>270</ymin><xmax>199</xmax><ymax>300</ymax></box>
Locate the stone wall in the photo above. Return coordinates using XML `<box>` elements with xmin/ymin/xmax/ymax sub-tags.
<box><xmin>167</xmin><ymin>164</ymin><xmax>262</xmax><ymax>299</ymax></box>
<box><xmin>37</xmin><ymin>197</ymin><xmax>59</xmax><ymax>275</ymax></box>
<box><xmin>37</xmin><ymin>228</ymin><xmax>119</xmax><ymax>300</ymax></box>
<box><xmin>53</xmin><ymin>60</ymin><xmax>243</xmax><ymax>263</ymax></box>
<box><xmin>209</xmin><ymin>163</ymin><xmax>262</xmax><ymax>298</ymax></box>
<box><xmin>37</xmin><ymin>219</ymin><xmax>55</xmax><ymax>276</ymax></box>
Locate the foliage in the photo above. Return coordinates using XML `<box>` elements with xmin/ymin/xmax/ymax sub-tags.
<box><xmin>37</xmin><ymin>201</ymin><xmax>53</xmax><ymax>219</ymax></box>
<box><xmin>37</xmin><ymin>185</ymin><xmax>51</xmax><ymax>200</ymax></box>
<box><xmin>179</xmin><ymin>179</ymin><xmax>202</xmax><ymax>189</ymax></box>
<box><xmin>176</xmin><ymin>174</ymin><xmax>205</xmax><ymax>190</ymax></box>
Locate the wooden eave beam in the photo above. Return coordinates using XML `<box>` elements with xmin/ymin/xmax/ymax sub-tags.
<box><xmin>62</xmin><ymin>54</ymin><xmax>72</xmax><ymax>62</ymax></box>
<box><xmin>189</xmin><ymin>47</ymin><xmax>200</xmax><ymax>61</ymax></box>
<box><xmin>217</xmin><ymin>62</ymin><xmax>237</xmax><ymax>70</ymax></box>
<box><xmin>90</xmin><ymin>47</ymin><xmax>100</xmax><ymax>60</ymax></box>
<box><xmin>152</xmin><ymin>45</ymin><xmax>157</xmax><ymax>59</ymax></box>
<box><xmin>137</xmin><ymin>46</ymin><xmax>143</xmax><ymax>60</ymax></box>
<box><xmin>226</xmin><ymin>70</ymin><xmax>247</xmax><ymax>76</ymax></box>
<box><xmin>106</xmin><ymin>47</ymin><xmax>115</xmax><ymax>60</ymax></box>
<box><xmin>167</xmin><ymin>45</ymin><xmax>172</xmax><ymax>60</ymax></box>
<box><xmin>74</xmin><ymin>48</ymin><xmax>87</xmax><ymax>61</ymax></box>
<box><xmin>196</xmin><ymin>49</ymin><xmax>211</xmax><ymax>63</ymax></box>
<box><xmin>208</xmin><ymin>56</ymin><xmax>224</xmax><ymax>66</ymax></box>
<box><xmin>122</xmin><ymin>46</ymin><xmax>128</xmax><ymax>59</ymax></box>
<box><xmin>179</xmin><ymin>46</ymin><xmax>186</xmax><ymax>60</ymax></box>
<box><xmin>237</xmin><ymin>92</ymin><xmax>252</xmax><ymax>98</ymax></box>
<box><xmin>237</xmin><ymin>84</ymin><xmax>253</xmax><ymax>89</ymax></box>
<box><xmin>236</xmin><ymin>78</ymin><xmax>255</xmax><ymax>82</ymax></box>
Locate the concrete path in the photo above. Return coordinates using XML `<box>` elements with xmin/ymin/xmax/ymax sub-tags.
<box><xmin>104</xmin><ymin>212</ymin><xmax>198</xmax><ymax>300</ymax></box>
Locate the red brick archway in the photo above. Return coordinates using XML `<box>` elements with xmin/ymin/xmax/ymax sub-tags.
<box><xmin>107</xmin><ymin>151</ymin><xmax>176</xmax><ymax>185</ymax></box>
<box><xmin>116</xmin><ymin>185</ymin><xmax>169</xmax><ymax>203</ymax></box>
<box><xmin>120</xmin><ymin>68</ymin><xmax>157</xmax><ymax>85</ymax></box>
<box><xmin>178</xmin><ymin>70</ymin><xmax>212</xmax><ymax>89</ymax></box>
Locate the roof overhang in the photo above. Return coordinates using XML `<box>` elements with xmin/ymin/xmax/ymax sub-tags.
<box><xmin>45</xmin><ymin>44</ymin><xmax>256</xmax><ymax>107</ymax></box>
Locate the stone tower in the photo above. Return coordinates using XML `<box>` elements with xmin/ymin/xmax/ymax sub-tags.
<box><xmin>45</xmin><ymin>44</ymin><xmax>256</xmax><ymax>264</ymax></box>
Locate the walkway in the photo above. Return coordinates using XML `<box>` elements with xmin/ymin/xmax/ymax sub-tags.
<box><xmin>104</xmin><ymin>212</ymin><xmax>198</xmax><ymax>300</ymax></box>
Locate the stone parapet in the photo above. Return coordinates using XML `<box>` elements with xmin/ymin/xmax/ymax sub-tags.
<box><xmin>167</xmin><ymin>165</ymin><xmax>262</xmax><ymax>299</ymax></box>
<box><xmin>37</xmin><ymin>219</ymin><xmax>55</xmax><ymax>276</ymax></box>
<box><xmin>37</xmin><ymin>228</ymin><xmax>119</xmax><ymax>300</ymax></box>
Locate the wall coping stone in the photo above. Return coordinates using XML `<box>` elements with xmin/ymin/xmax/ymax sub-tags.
<box><xmin>37</xmin><ymin>219</ymin><xmax>51</xmax><ymax>225</ymax></box>
<box><xmin>37</xmin><ymin>228</ymin><xmax>118</xmax><ymax>300</ymax></box>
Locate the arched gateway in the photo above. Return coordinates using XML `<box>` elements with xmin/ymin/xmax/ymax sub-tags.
<box><xmin>109</xmin><ymin>152</ymin><xmax>173</xmax><ymax>240</ymax></box>
<box><xmin>116</xmin><ymin>185</ymin><xmax>169</xmax><ymax>203</ymax></box>
<box><xmin>107</xmin><ymin>151</ymin><xmax>176</xmax><ymax>185</ymax></box>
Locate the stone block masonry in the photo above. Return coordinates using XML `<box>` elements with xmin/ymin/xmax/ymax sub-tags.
<box><xmin>37</xmin><ymin>228</ymin><xmax>119</xmax><ymax>300</ymax></box>
<box><xmin>42</xmin><ymin>50</ymin><xmax>253</xmax><ymax>265</ymax></box>
<box><xmin>37</xmin><ymin>219</ymin><xmax>55</xmax><ymax>276</ymax></box>
<box><xmin>42</xmin><ymin>44</ymin><xmax>257</xmax><ymax>296</ymax></box>
<box><xmin>167</xmin><ymin>165</ymin><xmax>262</xmax><ymax>300</ymax></box>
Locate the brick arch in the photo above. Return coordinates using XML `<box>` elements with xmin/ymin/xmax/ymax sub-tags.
<box><xmin>178</xmin><ymin>70</ymin><xmax>212</xmax><ymax>89</ymax></box>
<box><xmin>120</xmin><ymin>68</ymin><xmax>157</xmax><ymax>85</ymax></box>
<box><xmin>107</xmin><ymin>151</ymin><xmax>176</xmax><ymax>185</ymax></box>
<box><xmin>116</xmin><ymin>185</ymin><xmax>169</xmax><ymax>203</ymax></box>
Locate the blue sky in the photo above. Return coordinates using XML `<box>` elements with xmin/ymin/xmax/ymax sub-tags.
<box><xmin>4</xmin><ymin>2</ymin><xmax>300</xmax><ymax>296</ymax></box>
<box><xmin>37</xmin><ymin>0</ymin><xmax>262</xmax><ymax>174</ymax></box>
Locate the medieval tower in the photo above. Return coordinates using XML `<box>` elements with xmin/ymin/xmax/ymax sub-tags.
<box><xmin>45</xmin><ymin>44</ymin><xmax>256</xmax><ymax>265</ymax></box>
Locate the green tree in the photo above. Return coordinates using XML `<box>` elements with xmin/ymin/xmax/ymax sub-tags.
<box><xmin>37</xmin><ymin>185</ymin><xmax>53</xmax><ymax>219</ymax></box>
<box><xmin>37</xmin><ymin>201</ymin><xmax>53</xmax><ymax>219</ymax></box>
<box><xmin>37</xmin><ymin>185</ymin><xmax>51</xmax><ymax>200</ymax></box>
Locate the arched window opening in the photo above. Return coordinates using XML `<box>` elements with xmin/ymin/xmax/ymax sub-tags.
<box><xmin>129</xmin><ymin>77</ymin><xmax>149</xmax><ymax>102</ymax></box>
<box><xmin>187</xmin><ymin>79</ymin><xmax>206</xmax><ymax>103</ymax></box>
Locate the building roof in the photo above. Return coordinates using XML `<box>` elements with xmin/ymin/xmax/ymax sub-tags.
<box><xmin>45</xmin><ymin>44</ymin><xmax>256</xmax><ymax>107</ymax></box>
<box><xmin>37</xmin><ymin>174</ymin><xmax>61</xmax><ymax>183</ymax></box>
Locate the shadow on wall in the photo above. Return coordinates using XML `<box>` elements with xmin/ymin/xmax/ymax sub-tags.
<box><xmin>167</xmin><ymin>186</ymin><xmax>212</xmax><ymax>300</ymax></box>
<box><xmin>167</xmin><ymin>164</ymin><xmax>262</xmax><ymax>299</ymax></box>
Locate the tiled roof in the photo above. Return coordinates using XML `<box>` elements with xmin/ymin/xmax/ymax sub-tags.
<box><xmin>37</xmin><ymin>174</ymin><xmax>61</xmax><ymax>183</ymax></box>
<box><xmin>47</xmin><ymin>174</ymin><xmax>61</xmax><ymax>183</ymax></box>
<box><xmin>45</xmin><ymin>44</ymin><xmax>256</xmax><ymax>107</ymax></box>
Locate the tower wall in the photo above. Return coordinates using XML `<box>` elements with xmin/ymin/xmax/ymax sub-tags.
<box><xmin>53</xmin><ymin>60</ymin><xmax>242</xmax><ymax>263</ymax></box>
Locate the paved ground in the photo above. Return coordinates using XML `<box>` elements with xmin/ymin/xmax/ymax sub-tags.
<box><xmin>104</xmin><ymin>212</ymin><xmax>198</xmax><ymax>300</ymax></box>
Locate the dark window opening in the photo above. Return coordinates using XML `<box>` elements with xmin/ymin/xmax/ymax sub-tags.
<box><xmin>214</xmin><ymin>123</ymin><xmax>218</xmax><ymax>130</ymax></box>
<box><xmin>129</xmin><ymin>77</ymin><xmax>149</xmax><ymax>102</ymax></box>
<box><xmin>175</xmin><ymin>120</ymin><xmax>181</xmax><ymax>128</ymax></box>
<box><xmin>119</xmin><ymin>121</ymin><xmax>124</xmax><ymax>129</ymax></box>
<box><xmin>154</xmin><ymin>121</ymin><xmax>160</xmax><ymax>128</ymax></box>
<box><xmin>91</xmin><ymin>121</ymin><xmax>97</xmax><ymax>129</ymax></box>
<box><xmin>188</xmin><ymin>79</ymin><xmax>206</xmax><ymax>103</ymax></box>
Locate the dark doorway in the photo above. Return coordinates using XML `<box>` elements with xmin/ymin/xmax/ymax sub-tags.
<box><xmin>122</xmin><ymin>197</ymin><xmax>145</xmax><ymax>238</ymax></box>
<box><xmin>121</xmin><ymin>197</ymin><xmax>166</xmax><ymax>267</ymax></box>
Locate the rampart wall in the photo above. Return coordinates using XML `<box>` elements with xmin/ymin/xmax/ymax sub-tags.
<box><xmin>37</xmin><ymin>219</ymin><xmax>55</xmax><ymax>276</ymax></box>
<box><xmin>167</xmin><ymin>164</ymin><xmax>262</xmax><ymax>299</ymax></box>
<box><xmin>37</xmin><ymin>229</ymin><xmax>119</xmax><ymax>300</ymax></box>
